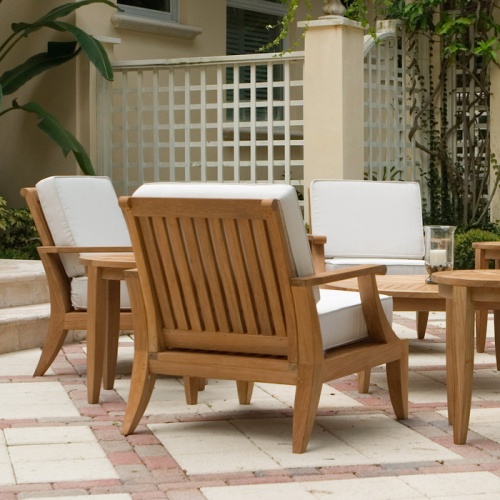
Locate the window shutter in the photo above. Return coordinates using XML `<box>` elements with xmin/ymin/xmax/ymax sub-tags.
<box><xmin>226</xmin><ymin>7</ymin><xmax>281</xmax><ymax>55</ymax></box>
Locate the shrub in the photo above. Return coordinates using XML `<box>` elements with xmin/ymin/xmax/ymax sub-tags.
<box><xmin>453</xmin><ymin>228</ymin><xmax>500</xmax><ymax>270</ymax></box>
<box><xmin>0</xmin><ymin>197</ymin><xmax>39</xmax><ymax>260</ymax></box>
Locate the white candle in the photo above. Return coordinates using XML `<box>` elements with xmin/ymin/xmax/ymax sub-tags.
<box><xmin>430</xmin><ymin>249</ymin><xmax>447</xmax><ymax>266</ymax></box>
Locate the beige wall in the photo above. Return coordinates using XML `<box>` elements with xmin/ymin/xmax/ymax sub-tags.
<box><xmin>0</xmin><ymin>0</ymin><xmax>230</xmax><ymax>206</ymax></box>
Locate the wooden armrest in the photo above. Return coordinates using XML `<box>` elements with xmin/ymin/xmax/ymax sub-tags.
<box><xmin>290</xmin><ymin>264</ymin><xmax>387</xmax><ymax>287</ymax></box>
<box><xmin>307</xmin><ymin>234</ymin><xmax>327</xmax><ymax>245</ymax></box>
<box><xmin>38</xmin><ymin>246</ymin><xmax>132</xmax><ymax>254</ymax></box>
<box><xmin>307</xmin><ymin>234</ymin><xmax>326</xmax><ymax>273</ymax></box>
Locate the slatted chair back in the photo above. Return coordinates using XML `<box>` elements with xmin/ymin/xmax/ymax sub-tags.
<box><xmin>122</xmin><ymin>196</ymin><xmax>309</xmax><ymax>363</ymax></box>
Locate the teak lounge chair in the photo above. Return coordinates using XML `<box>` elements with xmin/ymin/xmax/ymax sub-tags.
<box><xmin>21</xmin><ymin>176</ymin><xmax>133</xmax><ymax>403</ymax></box>
<box><xmin>119</xmin><ymin>183</ymin><xmax>408</xmax><ymax>453</ymax></box>
<box><xmin>310</xmin><ymin>179</ymin><xmax>428</xmax><ymax>337</ymax></box>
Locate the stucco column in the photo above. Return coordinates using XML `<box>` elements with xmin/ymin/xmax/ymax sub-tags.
<box><xmin>300</xmin><ymin>16</ymin><xmax>364</xmax><ymax>223</ymax></box>
<box><xmin>489</xmin><ymin>64</ymin><xmax>500</xmax><ymax>223</ymax></box>
<box><xmin>489</xmin><ymin>5</ymin><xmax>500</xmax><ymax>223</ymax></box>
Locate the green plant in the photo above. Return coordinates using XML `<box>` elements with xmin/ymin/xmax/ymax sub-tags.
<box><xmin>453</xmin><ymin>228</ymin><xmax>500</xmax><ymax>270</ymax></box>
<box><xmin>0</xmin><ymin>0</ymin><xmax>117</xmax><ymax>175</ymax></box>
<box><xmin>0</xmin><ymin>197</ymin><xmax>39</xmax><ymax>260</ymax></box>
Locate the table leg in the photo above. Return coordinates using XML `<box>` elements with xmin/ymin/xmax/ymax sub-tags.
<box><xmin>445</xmin><ymin>298</ymin><xmax>454</xmax><ymax>426</ymax></box>
<box><xmin>475</xmin><ymin>247</ymin><xmax>489</xmax><ymax>353</ymax></box>
<box><xmin>451</xmin><ymin>285</ymin><xmax>475</xmax><ymax>445</ymax></box>
<box><xmin>476</xmin><ymin>311</ymin><xmax>488</xmax><ymax>353</ymax></box>
<box><xmin>416</xmin><ymin>311</ymin><xmax>429</xmax><ymax>340</ymax></box>
<box><xmin>86</xmin><ymin>265</ymin><xmax>107</xmax><ymax>404</ymax></box>
<box><xmin>494</xmin><ymin>310</ymin><xmax>500</xmax><ymax>370</ymax></box>
<box><xmin>103</xmin><ymin>279</ymin><xmax>120</xmax><ymax>390</ymax></box>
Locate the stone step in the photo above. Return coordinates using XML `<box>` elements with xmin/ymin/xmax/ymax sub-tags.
<box><xmin>0</xmin><ymin>303</ymin><xmax>50</xmax><ymax>354</ymax></box>
<box><xmin>0</xmin><ymin>259</ymin><xmax>49</xmax><ymax>307</ymax></box>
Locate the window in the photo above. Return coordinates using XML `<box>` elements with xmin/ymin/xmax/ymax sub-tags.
<box><xmin>117</xmin><ymin>0</ymin><xmax>178</xmax><ymax>22</ymax></box>
<box><xmin>226</xmin><ymin>0</ymin><xmax>286</xmax><ymax>122</ymax></box>
<box><xmin>226</xmin><ymin>0</ymin><xmax>285</xmax><ymax>56</ymax></box>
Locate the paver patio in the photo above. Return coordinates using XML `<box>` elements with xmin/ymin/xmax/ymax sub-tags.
<box><xmin>1</xmin><ymin>311</ymin><xmax>500</xmax><ymax>498</ymax></box>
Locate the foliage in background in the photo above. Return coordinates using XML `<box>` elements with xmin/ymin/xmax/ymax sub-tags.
<box><xmin>400</xmin><ymin>0</ymin><xmax>500</xmax><ymax>229</ymax></box>
<box><xmin>453</xmin><ymin>228</ymin><xmax>500</xmax><ymax>270</ymax></box>
<box><xmin>278</xmin><ymin>0</ymin><xmax>500</xmax><ymax>230</ymax></box>
<box><xmin>0</xmin><ymin>198</ymin><xmax>39</xmax><ymax>260</ymax></box>
<box><xmin>0</xmin><ymin>0</ymin><xmax>117</xmax><ymax>175</ymax></box>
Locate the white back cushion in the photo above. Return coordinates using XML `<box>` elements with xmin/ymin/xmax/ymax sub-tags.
<box><xmin>132</xmin><ymin>183</ymin><xmax>315</xmax><ymax>280</ymax></box>
<box><xmin>36</xmin><ymin>176</ymin><xmax>131</xmax><ymax>277</ymax></box>
<box><xmin>310</xmin><ymin>180</ymin><xmax>424</xmax><ymax>259</ymax></box>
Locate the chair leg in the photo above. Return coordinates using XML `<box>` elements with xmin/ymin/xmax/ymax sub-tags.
<box><xmin>385</xmin><ymin>340</ymin><xmax>409</xmax><ymax>420</ymax></box>
<box><xmin>357</xmin><ymin>369</ymin><xmax>371</xmax><ymax>393</ymax></box>
<box><xmin>121</xmin><ymin>352</ymin><xmax>157</xmax><ymax>435</ymax></box>
<box><xmin>292</xmin><ymin>367</ymin><xmax>323</xmax><ymax>454</ymax></box>
<box><xmin>416</xmin><ymin>311</ymin><xmax>429</xmax><ymax>340</ymax></box>
<box><xmin>184</xmin><ymin>376</ymin><xmax>201</xmax><ymax>404</ymax></box>
<box><xmin>33</xmin><ymin>315</ymin><xmax>68</xmax><ymax>377</ymax></box>
<box><xmin>236</xmin><ymin>381</ymin><xmax>254</xmax><ymax>404</ymax></box>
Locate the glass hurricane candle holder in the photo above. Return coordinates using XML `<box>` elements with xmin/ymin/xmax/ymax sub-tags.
<box><xmin>424</xmin><ymin>225</ymin><xmax>456</xmax><ymax>284</ymax></box>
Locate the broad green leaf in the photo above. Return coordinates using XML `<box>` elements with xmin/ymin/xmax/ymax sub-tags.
<box><xmin>12</xmin><ymin>0</ymin><xmax>117</xmax><ymax>36</ymax></box>
<box><xmin>0</xmin><ymin>42</ymin><xmax>78</xmax><ymax>95</ymax></box>
<box><xmin>0</xmin><ymin>83</ymin><xmax>2</xmax><ymax>111</ymax></box>
<box><xmin>13</xmin><ymin>100</ymin><xmax>95</xmax><ymax>176</ymax></box>
<box><xmin>48</xmin><ymin>21</ymin><xmax>113</xmax><ymax>81</ymax></box>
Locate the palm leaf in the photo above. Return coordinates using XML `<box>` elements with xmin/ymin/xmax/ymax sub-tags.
<box><xmin>0</xmin><ymin>42</ymin><xmax>79</xmax><ymax>95</ymax></box>
<box><xmin>48</xmin><ymin>21</ymin><xmax>113</xmax><ymax>81</ymax></box>
<box><xmin>13</xmin><ymin>100</ymin><xmax>95</xmax><ymax>176</ymax></box>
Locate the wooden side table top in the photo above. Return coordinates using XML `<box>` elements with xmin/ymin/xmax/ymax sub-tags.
<box><xmin>433</xmin><ymin>269</ymin><xmax>500</xmax><ymax>288</ymax></box>
<box><xmin>80</xmin><ymin>252</ymin><xmax>136</xmax><ymax>269</ymax></box>
<box><xmin>472</xmin><ymin>241</ymin><xmax>500</xmax><ymax>251</ymax></box>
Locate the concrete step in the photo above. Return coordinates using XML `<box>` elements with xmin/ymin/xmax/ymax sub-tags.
<box><xmin>0</xmin><ymin>303</ymin><xmax>50</xmax><ymax>354</ymax></box>
<box><xmin>0</xmin><ymin>259</ymin><xmax>49</xmax><ymax>307</ymax></box>
<box><xmin>0</xmin><ymin>259</ymin><xmax>51</xmax><ymax>354</ymax></box>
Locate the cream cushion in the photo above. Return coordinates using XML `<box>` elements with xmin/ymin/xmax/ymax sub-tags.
<box><xmin>36</xmin><ymin>176</ymin><xmax>131</xmax><ymax>310</ymax></box>
<box><xmin>132</xmin><ymin>182</ymin><xmax>392</xmax><ymax>351</ymax></box>
<box><xmin>310</xmin><ymin>179</ymin><xmax>426</xmax><ymax>275</ymax></box>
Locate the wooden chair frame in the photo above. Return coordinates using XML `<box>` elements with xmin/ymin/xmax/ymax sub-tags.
<box><xmin>120</xmin><ymin>195</ymin><xmax>408</xmax><ymax>453</ymax></box>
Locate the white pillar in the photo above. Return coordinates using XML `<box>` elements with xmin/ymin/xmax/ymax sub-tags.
<box><xmin>300</xmin><ymin>16</ymin><xmax>365</xmax><ymax>223</ymax></box>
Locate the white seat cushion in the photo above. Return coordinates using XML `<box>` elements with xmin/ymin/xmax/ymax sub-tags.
<box><xmin>310</xmin><ymin>180</ymin><xmax>425</xmax><ymax>260</ymax></box>
<box><xmin>36</xmin><ymin>176</ymin><xmax>132</xmax><ymax>311</ymax></box>
<box><xmin>71</xmin><ymin>276</ymin><xmax>131</xmax><ymax>310</ymax></box>
<box><xmin>36</xmin><ymin>176</ymin><xmax>131</xmax><ymax>278</ymax></box>
<box><xmin>318</xmin><ymin>289</ymin><xmax>393</xmax><ymax>350</ymax></box>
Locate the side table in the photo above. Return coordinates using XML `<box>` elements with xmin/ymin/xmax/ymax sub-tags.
<box><xmin>80</xmin><ymin>252</ymin><xmax>136</xmax><ymax>404</ymax></box>
<box><xmin>434</xmin><ymin>269</ymin><xmax>500</xmax><ymax>444</ymax></box>
<box><xmin>473</xmin><ymin>241</ymin><xmax>500</xmax><ymax>358</ymax></box>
